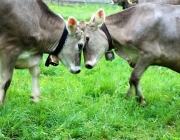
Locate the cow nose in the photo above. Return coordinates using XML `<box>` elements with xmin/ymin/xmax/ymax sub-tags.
<box><xmin>70</xmin><ymin>69</ymin><xmax>81</xmax><ymax>74</ymax></box>
<box><xmin>85</xmin><ymin>64</ymin><xmax>93</xmax><ymax>69</ymax></box>
<box><xmin>74</xmin><ymin>69</ymin><xmax>81</xmax><ymax>74</ymax></box>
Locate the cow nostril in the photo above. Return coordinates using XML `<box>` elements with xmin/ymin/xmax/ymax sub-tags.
<box><xmin>85</xmin><ymin>64</ymin><xmax>93</xmax><ymax>69</ymax></box>
<box><xmin>75</xmin><ymin>70</ymin><xmax>81</xmax><ymax>74</ymax></box>
<box><xmin>69</xmin><ymin>68</ymin><xmax>81</xmax><ymax>74</ymax></box>
<box><xmin>78</xmin><ymin>44</ymin><xmax>83</xmax><ymax>51</ymax></box>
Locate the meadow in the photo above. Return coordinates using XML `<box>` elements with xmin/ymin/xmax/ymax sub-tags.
<box><xmin>0</xmin><ymin>3</ymin><xmax>180</xmax><ymax>140</ymax></box>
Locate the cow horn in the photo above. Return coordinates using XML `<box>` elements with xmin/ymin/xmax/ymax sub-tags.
<box><xmin>127</xmin><ymin>0</ymin><xmax>133</xmax><ymax>4</ymax></box>
<box><xmin>45</xmin><ymin>54</ymin><xmax>59</xmax><ymax>67</ymax></box>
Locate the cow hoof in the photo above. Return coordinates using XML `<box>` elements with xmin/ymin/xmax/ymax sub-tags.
<box><xmin>30</xmin><ymin>96</ymin><xmax>40</xmax><ymax>103</ymax></box>
<box><xmin>136</xmin><ymin>97</ymin><xmax>146</xmax><ymax>106</ymax></box>
<box><xmin>125</xmin><ymin>94</ymin><xmax>132</xmax><ymax>99</ymax></box>
<box><xmin>140</xmin><ymin>100</ymin><xmax>146</xmax><ymax>107</ymax></box>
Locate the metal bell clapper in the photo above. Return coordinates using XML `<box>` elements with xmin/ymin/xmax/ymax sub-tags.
<box><xmin>105</xmin><ymin>51</ymin><xmax>115</xmax><ymax>61</ymax></box>
<box><xmin>45</xmin><ymin>54</ymin><xmax>59</xmax><ymax>67</ymax></box>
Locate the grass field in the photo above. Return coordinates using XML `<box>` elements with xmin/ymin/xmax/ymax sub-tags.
<box><xmin>0</xmin><ymin>3</ymin><xmax>180</xmax><ymax>140</ymax></box>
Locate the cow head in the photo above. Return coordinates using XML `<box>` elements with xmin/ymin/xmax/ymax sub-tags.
<box><xmin>113</xmin><ymin>0</ymin><xmax>138</xmax><ymax>9</ymax></box>
<box><xmin>55</xmin><ymin>16</ymin><xmax>85</xmax><ymax>74</ymax></box>
<box><xmin>81</xmin><ymin>9</ymin><xmax>109</xmax><ymax>69</ymax></box>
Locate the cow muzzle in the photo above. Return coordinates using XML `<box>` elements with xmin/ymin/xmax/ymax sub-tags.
<box><xmin>69</xmin><ymin>66</ymin><xmax>81</xmax><ymax>74</ymax></box>
<box><xmin>85</xmin><ymin>59</ymin><xmax>97</xmax><ymax>69</ymax></box>
<box><xmin>85</xmin><ymin>63</ymin><xmax>93</xmax><ymax>69</ymax></box>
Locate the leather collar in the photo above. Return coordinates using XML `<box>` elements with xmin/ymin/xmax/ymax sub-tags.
<box><xmin>100</xmin><ymin>23</ymin><xmax>114</xmax><ymax>51</ymax></box>
<box><xmin>45</xmin><ymin>25</ymin><xmax>68</xmax><ymax>67</ymax></box>
<box><xmin>52</xmin><ymin>25</ymin><xmax>68</xmax><ymax>55</ymax></box>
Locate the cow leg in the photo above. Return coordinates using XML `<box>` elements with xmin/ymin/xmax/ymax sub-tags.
<box><xmin>15</xmin><ymin>54</ymin><xmax>42</xmax><ymax>103</ymax></box>
<box><xmin>0</xmin><ymin>57</ymin><xmax>17</xmax><ymax>105</ymax></box>
<box><xmin>0</xmin><ymin>77</ymin><xmax>12</xmax><ymax>105</ymax></box>
<box><xmin>126</xmin><ymin>80</ymin><xmax>135</xmax><ymax>98</ymax></box>
<box><xmin>29</xmin><ymin>64</ymin><xmax>40</xmax><ymax>103</ymax></box>
<box><xmin>126</xmin><ymin>53</ymin><xmax>154</xmax><ymax>106</ymax></box>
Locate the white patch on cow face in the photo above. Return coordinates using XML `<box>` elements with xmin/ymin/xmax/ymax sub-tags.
<box><xmin>83</xmin><ymin>23</ymin><xmax>109</xmax><ymax>69</ymax></box>
<box><xmin>82</xmin><ymin>8</ymin><xmax>109</xmax><ymax>69</ymax></box>
<box><xmin>56</xmin><ymin>16</ymin><xmax>85</xmax><ymax>74</ymax></box>
<box><xmin>58</xmin><ymin>29</ymin><xmax>85</xmax><ymax>74</ymax></box>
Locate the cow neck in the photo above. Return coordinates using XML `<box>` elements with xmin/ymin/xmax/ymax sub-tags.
<box><xmin>52</xmin><ymin>25</ymin><xmax>68</xmax><ymax>56</ymax></box>
<box><xmin>45</xmin><ymin>24</ymin><xmax>68</xmax><ymax>67</ymax></box>
<box><xmin>100</xmin><ymin>23</ymin><xmax>114</xmax><ymax>51</ymax></box>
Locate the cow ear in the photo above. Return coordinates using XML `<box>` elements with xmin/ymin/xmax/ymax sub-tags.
<box><xmin>91</xmin><ymin>8</ymin><xmax>105</xmax><ymax>27</ymax></box>
<box><xmin>67</xmin><ymin>16</ymin><xmax>78</xmax><ymax>34</ymax></box>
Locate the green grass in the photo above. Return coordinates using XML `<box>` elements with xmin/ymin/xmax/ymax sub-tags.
<box><xmin>48</xmin><ymin>3</ymin><xmax>122</xmax><ymax>21</ymax></box>
<box><xmin>0</xmin><ymin>3</ymin><xmax>180</xmax><ymax>140</ymax></box>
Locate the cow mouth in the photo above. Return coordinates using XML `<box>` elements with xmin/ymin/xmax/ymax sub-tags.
<box><xmin>85</xmin><ymin>60</ymin><xmax>96</xmax><ymax>69</ymax></box>
<box><xmin>85</xmin><ymin>64</ymin><xmax>93</xmax><ymax>69</ymax></box>
<box><xmin>71</xmin><ymin>69</ymin><xmax>81</xmax><ymax>74</ymax></box>
<box><xmin>69</xmin><ymin>67</ymin><xmax>81</xmax><ymax>74</ymax></box>
<box><xmin>84</xmin><ymin>55</ymin><xmax>102</xmax><ymax>69</ymax></box>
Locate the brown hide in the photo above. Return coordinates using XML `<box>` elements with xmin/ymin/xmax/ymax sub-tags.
<box><xmin>114</xmin><ymin>0</ymin><xmax>180</xmax><ymax>9</ymax></box>
<box><xmin>0</xmin><ymin>0</ymin><xmax>84</xmax><ymax>105</ymax></box>
<box><xmin>82</xmin><ymin>3</ymin><xmax>180</xmax><ymax>105</ymax></box>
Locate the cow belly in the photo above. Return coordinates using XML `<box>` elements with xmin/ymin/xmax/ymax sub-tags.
<box><xmin>154</xmin><ymin>59</ymin><xmax>180</xmax><ymax>73</ymax></box>
<box><xmin>115</xmin><ymin>46</ymin><xmax>139</xmax><ymax>67</ymax></box>
<box><xmin>15</xmin><ymin>53</ymin><xmax>42</xmax><ymax>69</ymax></box>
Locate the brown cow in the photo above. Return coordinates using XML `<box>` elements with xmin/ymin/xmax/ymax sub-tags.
<box><xmin>113</xmin><ymin>0</ymin><xmax>137</xmax><ymax>9</ymax></box>
<box><xmin>0</xmin><ymin>0</ymin><xmax>85</xmax><ymax>105</ymax></box>
<box><xmin>80</xmin><ymin>3</ymin><xmax>180</xmax><ymax>105</ymax></box>
<box><xmin>114</xmin><ymin>0</ymin><xmax>180</xmax><ymax>9</ymax></box>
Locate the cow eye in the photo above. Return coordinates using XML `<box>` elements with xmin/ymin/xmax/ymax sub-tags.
<box><xmin>78</xmin><ymin>44</ymin><xmax>83</xmax><ymax>51</ymax></box>
<box><xmin>86</xmin><ymin>37</ymin><xmax>89</xmax><ymax>41</ymax></box>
